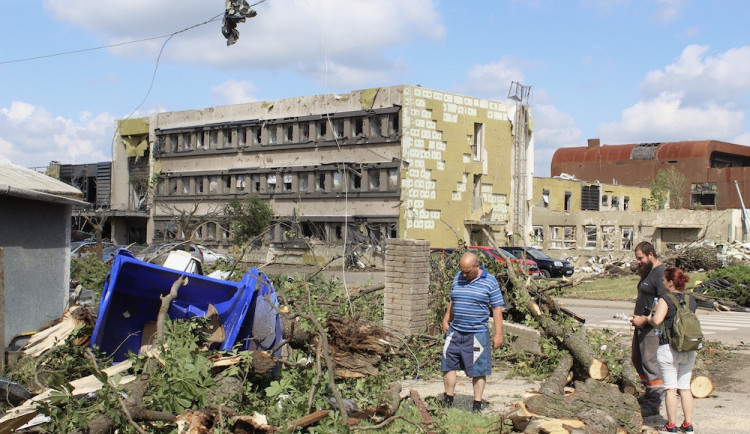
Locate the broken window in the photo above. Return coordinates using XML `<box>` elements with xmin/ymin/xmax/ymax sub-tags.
<box><xmin>301</xmin><ymin>123</ymin><xmax>310</xmax><ymax>140</ymax></box>
<box><xmin>542</xmin><ymin>189</ymin><xmax>549</xmax><ymax>208</ymax></box>
<box><xmin>223</xmin><ymin>175</ymin><xmax>231</xmax><ymax>191</ymax></box>
<box><xmin>182</xmin><ymin>133</ymin><xmax>192</xmax><ymax>151</ymax></box>
<box><xmin>169</xmin><ymin>135</ymin><xmax>178</xmax><ymax>153</ymax></box>
<box><xmin>602</xmin><ymin>226</ymin><xmax>616</xmax><ymax>250</ymax></box>
<box><xmin>624</xmin><ymin>196</ymin><xmax>630</xmax><ymax>211</ymax></box>
<box><xmin>333</xmin><ymin>119</ymin><xmax>345</xmax><ymax>138</ymax></box>
<box><xmin>370</xmin><ymin>116</ymin><xmax>383</xmax><ymax>137</ymax></box>
<box><xmin>564</xmin><ymin>191</ymin><xmax>572</xmax><ymax>211</ymax></box>
<box><xmin>182</xmin><ymin>178</ymin><xmax>191</xmax><ymax>195</ymax></box>
<box><xmin>369</xmin><ymin>169</ymin><xmax>381</xmax><ymax>191</ymax></box>
<box><xmin>585</xmin><ymin>225</ymin><xmax>597</xmax><ymax>248</ymax></box>
<box><xmin>237</xmin><ymin>175</ymin><xmax>246</xmax><ymax>192</ymax></box>
<box><xmin>253</xmin><ymin>127</ymin><xmax>261</xmax><ymax>145</ymax></box>
<box><xmin>285</xmin><ymin>125</ymin><xmax>294</xmax><ymax>143</ymax></box>
<box><xmin>388</xmin><ymin>113</ymin><xmax>399</xmax><ymax>135</ymax></box>
<box><xmin>206</xmin><ymin>222</ymin><xmax>216</xmax><ymax>239</ymax></box>
<box><xmin>332</xmin><ymin>171</ymin><xmax>342</xmax><ymax>191</ymax></box>
<box><xmin>642</xmin><ymin>198</ymin><xmax>648</xmax><ymax>211</ymax></box>
<box><xmin>239</xmin><ymin>128</ymin><xmax>248</xmax><ymax>147</ymax></box>
<box><xmin>621</xmin><ymin>226</ymin><xmax>634</xmax><ymax>250</ymax></box>
<box><xmin>601</xmin><ymin>195</ymin><xmax>609</xmax><ymax>207</ymax></box>
<box><xmin>252</xmin><ymin>174</ymin><xmax>261</xmax><ymax>193</ymax></box>
<box><xmin>299</xmin><ymin>173</ymin><xmax>309</xmax><ymax>192</ymax></box>
<box><xmin>197</xmin><ymin>131</ymin><xmax>206</xmax><ymax>150</ymax></box>
<box><xmin>387</xmin><ymin>168</ymin><xmax>399</xmax><ymax>190</ymax></box>
<box><xmin>316</xmin><ymin>173</ymin><xmax>326</xmax><ymax>191</ymax></box>
<box><xmin>349</xmin><ymin>169</ymin><xmax>361</xmax><ymax>191</ymax></box>
<box><xmin>354</xmin><ymin>117</ymin><xmax>364</xmax><ymax>136</ymax></box>
<box><xmin>473</xmin><ymin>123</ymin><xmax>483</xmax><ymax>161</ymax></box>
<box><xmin>318</xmin><ymin>120</ymin><xmax>327</xmax><ymax>140</ymax></box>
<box><xmin>550</xmin><ymin>226</ymin><xmax>576</xmax><ymax>249</ymax></box>
<box><xmin>266</xmin><ymin>174</ymin><xmax>277</xmax><ymax>192</ymax></box>
<box><xmin>268</xmin><ymin>126</ymin><xmax>277</xmax><ymax>145</ymax></box>
<box><xmin>532</xmin><ymin>226</ymin><xmax>544</xmax><ymax>246</ymax></box>
<box><xmin>283</xmin><ymin>174</ymin><xmax>293</xmax><ymax>192</ymax></box>
<box><xmin>691</xmin><ymin>182</ymin><xmax>717</xmax><ymax>208</ymax></box>
<box><xmin>611</xmin><ymin>196</ymin><xmax>620</xmax><ymax>209</ymax></box>
<box><xmin>195</xmin><ymin>226</ymin><xmax>203</xmax><ymax>240</ymax></box>
<box><xmin>223</xmin><ymin>129</ymin><xmax>232</xmax><ymax>148</ymax></box>
<box><xmin>195</xmin><ymin>177</ymin><xmax>204</xmax><ymax>194</ymax></box>
<box><xmin>209</xmin><ymin>176</ymin><xmax>219</xmax><ymax>194</ymax></box>
<box><xmin>209</xmin><ymin>130</ymin><xmax>219</xmax><ymax>149</ymax></box>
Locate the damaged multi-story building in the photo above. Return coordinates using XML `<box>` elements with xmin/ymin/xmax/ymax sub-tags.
<box><xmin>552</xmin><ymin>138</ymin><xmax>750</xmax><ymax>210</ymax></box>
<box><xmin>109</xmin><ymin>85</ymin><xmax>534</xmax><ymax>265</ymax></box>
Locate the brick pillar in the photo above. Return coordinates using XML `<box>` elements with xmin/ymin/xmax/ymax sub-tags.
<box><xmin>384</xmin><ymin>239</ymin><xmax>430</xmax><ymax>336</ymax></box>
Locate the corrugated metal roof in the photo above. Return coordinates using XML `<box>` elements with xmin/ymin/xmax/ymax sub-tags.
<box><xmin>0</xmin><ymin>156</ymin><xmax>84</xmax><ymax>200</ymax></box>
<box><xmin>553</xmin><ymin>140</ymin><xmax>750</xmax><ymax>164</ymax></box>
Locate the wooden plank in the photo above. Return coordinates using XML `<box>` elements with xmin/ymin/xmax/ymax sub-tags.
<box><xmin>409</xmin><ymin>390</ymin><xmax>436</xmax><ymax>434</ymax></box>
<box><xmin>286</xmin><ymin>409</ymin><xmax>330</xmax><ymax>430</ymax></box>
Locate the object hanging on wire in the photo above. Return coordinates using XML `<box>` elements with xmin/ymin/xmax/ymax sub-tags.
<box><xmin>222</xmin><ymin>0</ymin><xmax>257</xmax><ymax>46</ymax></box>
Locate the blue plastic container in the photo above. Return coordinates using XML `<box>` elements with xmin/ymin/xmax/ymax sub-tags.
<box><xmin>90</xmin><ymin>250</ymin><xmax>282</xmax><ymax>363</ymax></box>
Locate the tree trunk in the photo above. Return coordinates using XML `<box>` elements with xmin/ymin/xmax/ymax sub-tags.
<box><xmin>539</xmin><ymin>352</ymin><xmax>573</xmax><ymax>396</ymax></box>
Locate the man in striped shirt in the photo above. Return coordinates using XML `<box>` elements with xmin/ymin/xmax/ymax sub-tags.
<box><xmin>441</xmin><ymin>252</ymin><xmax>505</xmax><ymax>412</ymax></box>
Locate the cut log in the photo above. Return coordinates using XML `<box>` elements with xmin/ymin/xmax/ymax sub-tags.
<box><xmin>285</xmin><ymin>410</ymin><xmax>330</xmax><ymax>431</ymax></box>
<box><xmin>410</xmin><ymin>390</ymin><xmax>436</xmax><ymax>434</ymax></box>
<box><xmin>508</xmin><ymin>400</ymin><xmax>536</xmax><ymax>432</ymax></box>
<box><xmin>539</xmin><ymin>353</ymin><xmax>573</xmax><ymax>396</ymax></box>
<box><xmin>540</xmin><ymin>418</ymin><xmax>585</xmax><ymax>433</ymax></box>
<box><xmin>617</xmin><ymin>355</ymin><xmax>641</xmax><ymax>396</ymax></box>
<box><xmin>690</xmin><ymin>374</ymin><xmax>714</xmax><ymax>398</ymax></box>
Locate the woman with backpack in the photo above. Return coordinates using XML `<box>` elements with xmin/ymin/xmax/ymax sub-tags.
<box><xmin>647</xmin><ymin>267</ymin><xmax>697</xmax><ymax>433</ymax></box>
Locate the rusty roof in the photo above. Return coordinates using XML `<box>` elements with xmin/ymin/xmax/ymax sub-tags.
<box><xmin>552</xmin><ymin>140</ymin><xmax>750</xmax><ymax>164</ymax></box>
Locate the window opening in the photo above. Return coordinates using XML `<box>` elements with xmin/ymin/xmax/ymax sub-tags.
<box><xmin>532</xmin><ymin>226</ymin><xmax>544</xmax><ymax>246</ymax></box>
<box><xmin>542</xmin><ymin>189</ymin><xmax>549</xmax><ymax>208</ymax></box>
<box><xmin>319</xmin><ymin>121</ymin><xmax>327</xmax><ymax>139</ymax></box>
<box><xmin>209</xmin><ymin>176</ymin><xmax>218</xmax><ymax>193</ymax></box>
<box><xmin>266</xmin><ymin>174</ymin><xmax>277</xmax><ymax>192</ymax></box>
<box><xmin>354</xmin><ymin>118</ymin><xmax>364</xmax><ymax>136</ymax></box>
<box><xmin>551</xmin><ymin>226</ymin><xmax>576</xmax><ymax>249</ymax></box>
<box><xmin>285</xmin><ymin>125</ymin><xmax>294</xmax><ymax>142</ymax></box>
<box><xmin>387</xmin><ymin>168</ymin><xmax>399</xmax><ymax>190</ymax></box>
<box><xmin>332</xmin><ymin>171</ymin><xmax>342</xmax><ymax>191</ymax></box>
<box><xmin>253</xmin><ymin>127</ymin><xmax>261</xmax><ymax>145</ymax></box>
<box><xmin>252</xmin><ymin>174</ymin><xmax>261</xmax><ymax>193</ymax></box>
<box><xmin>239</xmin><ymin>129</ymin><xmax>247</xmax><ymax>147</ymax></box>
<box><xmin>209</xmin><ymin>131</ymin><xmax>219</xmax><ymax>149</ymax></box>
<box><xmin>621</xmin><ymin>226</ymin><xmax>634</xmax><ymax>250</ymax></box>
<box><xmin>223</xmin><ymin>175</ymin><xmax>231</xmax><ymax>190</ymax></box>
<box><xmin>207</xmin><ymin>222</ymin><xmax>216</xmax><ymax>239</ymax></box>
<box><xmin>564</xmin><ymin>191</ymin><xmax>572</xmax><ymax>211</ymax></box>
<box><xmin>389</xmin><ymin>113</ymin><xmax>399</xmax><ymax>134</ymax></box>
<box><xmin>602</xmin><ymin>226</ymin><xmax>616</xmax><ymax>250</ymax></box>
<box><xmin>195</xmin><ymin>177</ymin><xmax>204</xmax><ymax>194</ymax></box>
<box><xmin>301</xmin><ymin>123</ymin><xmax>310</xmax><ymax>140</ymax></box>
<box><xmin>268</xmin><ymin>126</ymin><xmax>277</xmax><ymax>145</ymax></box>
<box><xmin>333</xmin><ymin>119</ymin><xmax>345</xmax><ymax>138</ymax></box>
<box><xmin>182</xmin><ymin>133</ymin><xmax>192</xmax><ymax>150</ymax></box>
<box><xmin>611</xmin><ymin>196</ymin><xmax>620</xmax><ymax>209</ymax></box>
<box><xmin>283</xmin><ymin>174</ymin><xmax>293</xmax><ymax>191</ymax></box>
<box><xmin>197</xmin><ymin>132</ymin><xmax>205</xmax><ymax>150</ymax></box>
<box><xmin>624</xmin><ymin>196</ymin><xmax>630</xmax><ymax>211</ymax></box>
<box><xmin>370</xmin><ymin>116</ymin><xmax>382</xmax><ymax>137</ymax></box>
<box><xmin>223</xmin><ymin>129</ymin><xmax>232</xmax><ymax>148</ymax></box>
<box><xmin>369</xmin><ymin>169</ymin><xmax>381</xmax><ymax>190</ymax></box>
<box><xmin>473</xmin><ymin>123</ymin><xmax>483</xmax><ymax>161</ymax></box>
<box><xmin>237</xmin><ymin>175</ymin><xmax>246</xmax><ymax>191</ymax></box>
<box><xmin>585</xmin><ymin>226</ymin><xmax>597</xmax><ymax>248</ymax></box>
<box><xmin>299</xmin><ymin>173</ymin><xmax>309</xmax><ymax>192</ymax></box>
<box><xmin>350</xmin><ymin>169</ymin><xmax>361</xmax><ymax>190</ymax></box>
<box><xmin>182</xmin><ymin>178</ymin><xmax>190</xmax><ymax>195</ymax></box>
<box><xmin>169</xmin><ymin>135</ymin><xmax>178</xmax><ymax>153</ymax></box>
<box><xmin>316</xmin><ymin>173</ymin><xmax>326</xmax><ymax>191</ymax></box>
<box><xmin>168</xmin><ymin>179</ymin><xmax>177</xmax><ymax>196</ymax></box>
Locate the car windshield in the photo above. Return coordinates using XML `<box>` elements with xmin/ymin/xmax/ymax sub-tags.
<box><xmin>496</xmin><ymin>248</ymin><xmax>518</xmax><ymax>259</ymax></box>
<box><xmin>525</xmin><ymin>248</ymin><xmax>552</xmax><ymax>260</ymax></box>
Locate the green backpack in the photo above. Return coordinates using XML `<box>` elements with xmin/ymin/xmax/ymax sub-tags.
<box><xmin>663</xmin><ymin>293</ymin><xmax>703</xmax><ymax>352</ymax></box>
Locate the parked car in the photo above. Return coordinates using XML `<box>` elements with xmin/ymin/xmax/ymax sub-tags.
<box><xmin>135</xmin><ymin>242</ymin><xmax>204</xmax><ymax>265</ymax></box>
<box><xmin>430</xmin><ymin>246</ymin><xmax>540</xmax><ymax>277</ymax></box>
<box><xmin>71</xmin><ymin>241</ymin><xmax>114</xmax><ymax>259</ymax></box>
<box><xmin>196</xmin><ymin>245</ymin><xmax>232</xmax><ymax>264</ymax></box>
<box><xmin>501</xmin><ymin>246</ymin><xmax>574</xmax><ymax>278</ymax></box>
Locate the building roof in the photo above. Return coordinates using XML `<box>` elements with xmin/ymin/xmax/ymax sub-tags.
<box><xmin>552</xmin><ymin>139</ymin><xmax>750</xmax><ymax>165</ymax></box>
<box><xmin>0</xmin><ymin>156</ymin><xmax>86</xmax><ymax>205</ymax></box>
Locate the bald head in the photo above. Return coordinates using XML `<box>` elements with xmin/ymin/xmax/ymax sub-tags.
<box><xmin>459</xmin><ymin>252</ymin><xmax>481</xmax><ymax>281</ymax></box>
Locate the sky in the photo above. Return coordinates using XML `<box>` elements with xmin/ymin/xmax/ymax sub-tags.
<box><xmin>1</xmin><ymin>0</ymin><xmax>749</xmax><ymax>177</ymax></box>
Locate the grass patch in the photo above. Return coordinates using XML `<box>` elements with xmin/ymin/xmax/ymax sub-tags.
<box><xmin>561</xmin><ymin>271</ymin><xmax>710</xmax><ymax>300</ymax></box>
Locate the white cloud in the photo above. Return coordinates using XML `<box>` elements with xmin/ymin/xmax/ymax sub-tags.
<box><xmin>211</xmin><ymin>80</ymin><xmax>257</xmax><ymax>105</ymax></box>
<box><xmin>532</xmin><ymin>104</ymin><xmax>583</xmax><ymax>176</ymax></box>
<box><xmin>597</xmin><ymin>91</ymin><xmax>745</xmax><ymax>143</ymax></box>
<box><xmin>458</xmin><ymin>58</ymin><xmax>527</xmax><ymax>99</ymax></box>
<box><xmin>652</xmin><ymin>0</ymin><xmax>685</xmax><ymax>22</ymax></box>
<box><xmin>641</xmin><ymin>45</ymin><xmax>750</xmax><ymax>104</ymax></box>
<box><xmin>44</xmin><ymin>0</ymin><xmax>444</xmax><ymax>88</ymax></box>
<box><xmin>0</xmin><ymin>102</ymin><xmax>114</xmax><ymax>167</ymax></box>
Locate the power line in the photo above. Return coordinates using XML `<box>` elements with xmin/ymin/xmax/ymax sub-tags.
<box><xmin>0</xmin><ymin>14</ymin><xmax>223</xmax><ymax>66</ymax></box>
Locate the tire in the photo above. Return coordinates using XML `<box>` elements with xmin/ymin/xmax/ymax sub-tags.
<box><xmin>540</xmin><ymin>269</ymin><xmax>552</xmax><ymax>279</ymax></box>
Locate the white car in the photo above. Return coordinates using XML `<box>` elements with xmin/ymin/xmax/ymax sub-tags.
<box><xmin>196</xmin><ymin>245</ymin><xmax>232</xmax><ymax>264</ymax></box>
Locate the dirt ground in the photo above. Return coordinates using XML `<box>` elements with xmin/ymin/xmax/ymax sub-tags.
<box><xmin>400</xmin><ymin>344</ymin><xmax>750</xmax><ymax>433</ymax></box>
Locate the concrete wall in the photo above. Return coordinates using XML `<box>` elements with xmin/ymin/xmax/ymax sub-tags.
<box><xmin>399</xmin><ymin>86</ymin><xmax>517</xmax><ymax>247</ymax></box>
<box><xmin>0</xmin><ymin>196</ymin><xmax>70</xmax><ymax>346</ymax></box>
<box><xmin>531</xmin><ymin>208</ymin><xmax>743</xmax><ymax>261</ymax></box>
<box><xmin>384</xmin><ymin>239</ymin><xmax>430</xmax><ymax>336</ymax></box>
<box><xmin>533</xmin><ymin>177</ymin><xmax>651</xmax><ymax>212</ymax></box>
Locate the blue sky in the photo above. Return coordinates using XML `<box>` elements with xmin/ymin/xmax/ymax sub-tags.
<box><xmin>1</xmin><ymin>0</ymin><xmax>749</xmax><ymax>177</ymax></box>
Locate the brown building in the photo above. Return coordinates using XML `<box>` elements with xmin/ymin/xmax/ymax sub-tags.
<box><xmin>551</xmin><ymin>139</ymin><xmax>750</xmax><ymax>210</ymax></box>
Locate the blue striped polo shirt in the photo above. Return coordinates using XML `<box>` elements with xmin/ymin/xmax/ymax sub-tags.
<box><xmin>449</xmin><ymin>266</ymin><xmax>505</xmax><ymax>333</ymax></box>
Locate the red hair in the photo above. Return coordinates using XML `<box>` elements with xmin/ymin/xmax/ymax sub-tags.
<box><xmin>664</xmin><ymin>267</ymin><xmax>690</xmax><ymax>292</ymax></box>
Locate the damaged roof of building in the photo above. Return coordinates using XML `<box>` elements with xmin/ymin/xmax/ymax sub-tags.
<box><xmin>0</xmin><ymin>156</ymin><xmax>85</xmax><ymax>205</ymax></box>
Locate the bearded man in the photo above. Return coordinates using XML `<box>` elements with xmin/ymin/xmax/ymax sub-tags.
<box><xmin>630</xmin><ymin>241</ymin><xmax>666</xmax><ymax>417</ymax></box>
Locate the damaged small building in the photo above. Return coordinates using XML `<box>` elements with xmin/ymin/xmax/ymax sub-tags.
<box><xmin>109</xmin><ymin>85</ymin><xmax>534</xmax><ymax>264</ymax></box>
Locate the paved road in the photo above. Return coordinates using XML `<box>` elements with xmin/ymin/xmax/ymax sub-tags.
<box><xmin>556</xmin><ymin>297</ymin><xmax>750</xmax><ymax>347</ymax></box>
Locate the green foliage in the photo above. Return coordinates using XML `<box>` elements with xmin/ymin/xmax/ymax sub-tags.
<box><xmin>705</xmin><ymin>263</ymin><xmax>750</xmax><ymax>306</ymax></box>
<box><xmin>225</xmin><ymin>195</ymin><xmax>274</xmax><ymax>246</ymax></box>
<box><xmin>136</xmin><ymin>318</ymin><xmax>216</xmax><ymax>414</ymax></box>
<box><xmin>647</xmin><ymin>167</ymin><xmax>687</xmax><ymax>210</ymax></box>
<box><xmin>70</xmin><ymin>254</ymin><xmax>109</xmax><ymax>292</ymax></box>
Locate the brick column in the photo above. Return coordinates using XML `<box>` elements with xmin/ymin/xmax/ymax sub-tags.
<box><xmin>384</xmin><ymin>239</ymin><xmax>430</xmax><ymax>336</ymax></box>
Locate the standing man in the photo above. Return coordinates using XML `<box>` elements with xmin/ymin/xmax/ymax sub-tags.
<box><xmin>442</xmin><ymin>252</ymin><xmax>504</xmax><ymax>412</ymax></box>
<box><xmin>630</xmin><ymin>241</ymin><xmax>666</xmax><ymax>417</ymax></box>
